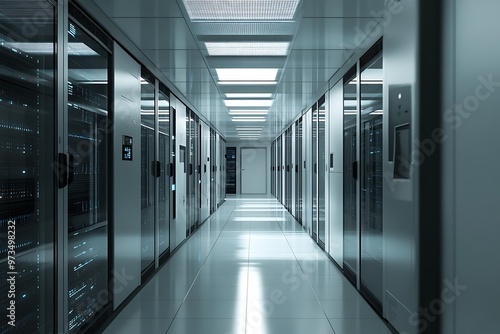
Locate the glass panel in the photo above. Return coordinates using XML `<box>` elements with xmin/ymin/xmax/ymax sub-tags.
<box><xmin>298</xmin><ymin>118</ymin><xmax>303</xmax><ymax>224</ymax></box>
<box><xmin>0</xmin><ymin>1</ymin><xmax>55</xmax><ymax>333</ymax></box>
<box><xmin>312</xmin><ymin>103</ymin><xmax>318</xmax><ymax>239</ymax></box>
<box><xmin>343</xmin><ymin>69</ymin><xmax>358</xmax><ymax>281</ymax></box>
<box><xmin>318</xmin><ymin>98</ymin><xmax>326</xmax><ymax>245</ymax></box>
<box><xmin>195</xmin><ymin>118</ymin><xmax>200</xmax><ymax>227</ymax></box>
<box><xmin>158</xmin><ymin>88</ymin><xmax>169</xmax><ymax>255</ymax></box>
<box><xmin>67</xmin><ymin>20</ymin><xmax>109</xmax><ymax>333</ymax></box>
<box><xmin>290</xmin><ymin>129</ymin><xmax>292</xmax><ymax>210</ymax></box>
<box><xmin>140</xmin><ymin>75</ymin><xmax>155</xmax><ymax>272</ymax></box>
<box><xmin>360</xmin><ymin>52</ymin><xmax>384</xmax><ymax>305</ymax></box>
<box><xmin>188</xmin><ymin>111</ymin><xmax>195</xmax><ymax>232</ymax></box>
<box><xmin>210</xmin><ymin>129</ymin><xmax>215</xmax><ymax>213</ymax></box>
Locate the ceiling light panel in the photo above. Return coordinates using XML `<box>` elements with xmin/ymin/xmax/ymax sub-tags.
<box><xmin>224</xmin><ymin>100</ymin><xmax>273</xmax><ymax>107</ymax></box>
<box><xmin>182</xmin><ymin>0</ymin><xmax>300</xmax><ymax>21</ymax></box>
<box><xmin>206</xmin><ymin>42</ymin><xmax>289</xmax><ymax>56</ymax></box>
<box><xmin>216</xmin><ymin>68</ymin><xmax>278</xmax><ymax>81</ymax></box>
<box><xmin>226</xmin><ymin>93</ymin><xmax>273</xmax><ymax>98</ymax></box>
<box><xmin>236</xmin><ymin>127</ymin><xmax>262</xmax><ymax>130</ymax></box>
<box><xmin>218</xmin><ymin>81</ymin><xmax>277</xmax><ymax>85</ymax></box>
<box><xmin>229</xmin><ymin>110</ymin><xmax>268</xmax><ymax>115</ymax></box>
<box><xmin>195</xmin><ymin>22</ymin><xmax>296</xmax><ymax>36</ymax></box>
<box><xmin>232</xmin><ymin>117</ymin><xmax>266</xmax><ymax>122</ymax></box>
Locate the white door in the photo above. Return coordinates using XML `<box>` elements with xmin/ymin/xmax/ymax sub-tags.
<box><xmin>241</xmin><ymin>148</ymin><xmax>266</xmax><ymax>194</ymax></box>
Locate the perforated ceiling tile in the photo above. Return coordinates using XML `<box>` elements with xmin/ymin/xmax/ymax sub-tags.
<box><xmin>205</xmin><ymin>42</ymin><xmax>289</xmax><ymax>56</ymax></box>
<box><xmin>194</xmin><ymin>22</ymin><xmax>297</xmax><ymax>35</ymax></box>
<box><xmin>182</xmin><ymin>0</ymin><xmax>300</xmax><ymax>21</ymax></box>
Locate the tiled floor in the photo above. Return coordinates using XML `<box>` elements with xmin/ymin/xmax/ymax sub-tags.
<box><xmin>103</xmin><ymin>196</ymin><xmax>392</xmax><ymax>334</ymax></box>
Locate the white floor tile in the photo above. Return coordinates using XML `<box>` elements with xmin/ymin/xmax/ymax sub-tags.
<box><xmin>102</xmin><ymin>196</ymin><xmax>391</xmax><ymax>334</ymax></box>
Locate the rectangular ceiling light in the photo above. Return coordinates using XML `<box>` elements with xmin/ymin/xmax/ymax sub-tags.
<box><xmin>218</xmin><ymin>81</ymin><xmax>277</xmax><ymax>85</ymax></box>
<box><xmin>206</xmin><ymin>42</ymin><xmax>289</xmax><ymax>56</ymax></box>
<box><xmin>182</xmin><ymin>0</ymin><xmax>300</xmax><ymax>21</ymax></box>
<box><xmin>236</xmin><ymin>127</ymin><xmax>262</xmax><ymax>131</ymax></box>
<box><xmin>224</xmin><ymin>100</ymin><xmax>273</xmax><ymax>107</ymax></box>
<box><xmin>226</xmin><ymin>93</ymin><xmax>272</xmax><ymax>98</ymax></box>
<box><xmin>232</xmin><ymin>117</ymin><xmax>266</xmax><ymax>122</ymax></box>
<box><xmin>229</xmin><ymin>110</ymin><xmax>268</xmax><ymax>115</ymax></box>
<box><xmin>216</xmin><ymin>68</ymin><xmax>278</xmax><ymax>81</ymax></box>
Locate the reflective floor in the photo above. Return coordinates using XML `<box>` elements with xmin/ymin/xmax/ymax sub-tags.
<box><xmin>103</xmin><ymin>196</ymin><xmax>392</xmax><ymax>334</ymax></box>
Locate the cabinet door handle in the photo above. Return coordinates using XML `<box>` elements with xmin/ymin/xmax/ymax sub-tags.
<box><xmin>68</xmin><ymin>153</ymin><xmax>74</xmax><ymax>185</ymax></box>
<box><xmin>57</xmin><ymin>153</ymin><xmax>68</xmax><ymax>189</ymax></box>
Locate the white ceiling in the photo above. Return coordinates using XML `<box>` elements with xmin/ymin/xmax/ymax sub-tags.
<box><xmin>91</xmin><ymin>0</ymin><xmax>389</xmax><ymax>141</ymax></box>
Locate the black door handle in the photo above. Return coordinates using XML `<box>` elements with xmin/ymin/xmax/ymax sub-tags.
<box><xmin>169</xmin><ymin>162</ymin><xmax>174</xmax><ymax>177</ymax></box>
<box><xmin>57</xmin><ymin>153</ymin><xmax>68</xmax><ymax>189</ymax></box>
<box><xmin>68</xmin><ymin>153</ymin><xmax>74</xmax><ymax>185</ymax></box>
<box><xmin>352</xmin><ymin>161</ymin><xmax>358</xmax><ymax>180</ymax></box>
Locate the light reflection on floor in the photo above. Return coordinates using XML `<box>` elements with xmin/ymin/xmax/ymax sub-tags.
<box><xmin>103</xmin><ymin>196</ymin><xmax>391</xmax><ymax>334</ymax></box>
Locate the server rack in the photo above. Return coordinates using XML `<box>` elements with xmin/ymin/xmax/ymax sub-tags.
<box><xmin>226</xmin><ymin>147</ymin><xmax>236</xmax><ymax>194</ymax></box>
<box><xmin>158</xmin><ymin>85</ymin><xmax>170</xmax><ymax>261</ymax></box>
<box><xmin>140</xmin><ymin>71</ymin><xmax>155</xmax><ymax>277</ymax></box>
<box><xmin>66</xmin><ymin>15</ymin><xmax>112</xmax><ymax>333</ymax></box>
<box><xmin>0</xmin><ymin>2</ymin><xmax>56</xmax><ymax>333</ymax></box>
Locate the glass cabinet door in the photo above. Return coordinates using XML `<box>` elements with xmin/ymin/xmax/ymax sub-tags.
<box><xmin>360</xmin><ymin>50</ymin><xmax>384</xmax><ymax>310</ymax></box>
<box><xmin>312</xmin><ymin>103</ymin><xmax>318</xmax><ymax>240</ymax></box>
<box><xmin>343</xmin><ymin>67</ymin><xmax>358</xmax><ymax>283</ymax></box>
<box><xmin>317</xmin><ymin>96</ymin><xmax>326</xmax><ymax>247</ymax></box>
<box><xmin>0</xmin><ymin>1</ymin><xmax>56</xmax><ymax>333</ymax></box>
<box><xmin>140</xmin><ymin>75</ymin><xmax>155</xmax><ymax>273</ymax></box>
<box><xmin>67</xmin><ymin>20</ymin><xmax>110</xmax><ymax>333</ymax></box>
<box><xmin>158</xmin><ymin>88</ymin><xmax>170</xmax><ymax>256</ymax></box>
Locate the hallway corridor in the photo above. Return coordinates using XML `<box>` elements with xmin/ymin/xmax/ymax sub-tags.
<box><xmin>103</xmin><ymin>197</ymin><xmax>392</xmax><ymax>334</ymax></box>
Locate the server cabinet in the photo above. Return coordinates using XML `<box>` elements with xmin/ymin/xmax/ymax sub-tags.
<box><xmin>343</xmin><ymin>66</ymin><xmax>359</xmax><ymax>284</ymax></box>
<box><xmin>200</xmin><ymin>122</ymin><xmax>210</xmax><ymax>222</ymax></box>
<box><xmin>170</xmin><ymin>95</ymin><xmax>186</xmax><ymax>250</ymax></box>
<box><xmin>312</xmin><ymin>102</ymin><xmax>318</xmax><ymax>241</ymax></box>
<box><xmin>186</xmin><ymin>110</ymin><xmax>194</xmax><ymax>236</ymax></box>
<box><xmin>209</xmin><ymin>129</ymin><xmax>216</xmax><ymax>214</ymax></box>
<box><xmin>359</xmin><ymin>47</ymin><xmax>384</xmax><ymax>311</ymax></box>
<box><xmin>291</xmin><ymin>125</ymin><xmax>296</xmax><ymax>217</ymax></box>
<box><xmin>328</xmin><ymin>81</ymin><xmax>345</xmax><ymax>268</ymax></box>
<box><xmin>296</xmin><ymin>117</ymin><xmax>303</xmax><ymax>224</ymax></box>
<box><xmin>226</xmin><ymin>147</ymin><xmax>237</xmax><ymax>194</ymax></box>
<box><xmin>0</xmin><ymin>2</ymin><xmax>56</xmax><ymax>333</ymax></box>
<box><xmin>281</xmin><ymin>133</ymin><xmax>286</xmax><ymax>204</ymax></box>
<box><xmin>195</xmin><ymin>116</ymin><xmax>201</xmax><ymax>228</ymax></box>
<box><xmin>158</xmin><ymin>85</ymin><xmax>170</xmax><ymax>259</ymax></box>
<box><xmin>66</xmin><ymin>16</ymin><xmax>112</xmax><ymax>333</ymax></box>
<box><xmin>140</xmin><ymin>72</ymin><xmax>155</xmax><ymax>275</ymax></box>
<box><xmin>271</xmin><ymin>141</ymin><xmax>275</xmax><ymax>196</ymax></box>
<box><xmin>286</xmin><ymin>127</ymin><xmax>292</xmax><ymax>212</ymax></box>
<box><xmin>317</xmin><ymin>96</ymin><xmax>326</xmax><ymax>248</ymax></box>
<box><xmin>303</xmin><ymin>108</ymin><xmax>313</xmax><ymax>235</ymax></box>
